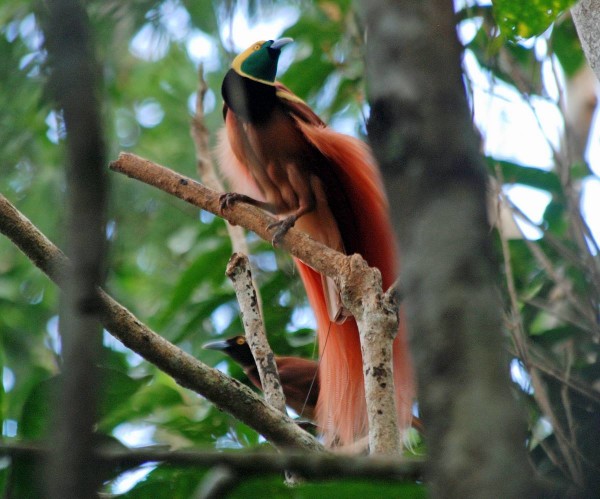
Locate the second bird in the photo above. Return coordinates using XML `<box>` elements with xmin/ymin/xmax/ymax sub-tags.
<box><xmin>204</xmin><ymin>335</ymin><xmax>319</xmax><ymax>420</ymax></box>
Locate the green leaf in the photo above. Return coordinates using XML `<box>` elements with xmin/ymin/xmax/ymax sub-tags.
<box><xmin>99</xmin><ymin>375</ymin><xmax>184</xmax><ymax>432</ymax></box>
<box><xmin>486</xmin><ymin>157</ymin><xmax>562</xmax><ymax>196</ymax></box>
<box><xmin>231</xmin><ymin>476</ymin><xmax>426</xmax><ymax>498</ymax></box>
<box><xmin>20</xmin><ymin>368</ymin><xmax>152</xmax><ymax>439</ymax></box>
<box><xmin>493</xmin><ymin>0</ymin><xmax>579</xmax><ymax>39</ymax></box>
<box><xmin>117</xmin><ymin>465</ymin><xmax>204</xmax><ymax>498</ymax></box>
<box><xmin>542</xmin><ymin>198</ymin><xmax>567</xmax><ymax>235</ymax></box>
<box><xmin>3</xmin><ymin>452</ymin><xmax>43</xmax><ymax>499</ymax></box>
<box><xmin>0</xmin><ymin>467</ymin><xmax>7</xmax><ymax>498</ymax></box>
<box><xmin>19</xmin><ymin>376</ymin><xmax>58</xmax><ymax>440</ymax></box>
<box><xmin>551</xmin><ymin>18</ymin><xmax>585</xmax><ymax>77</ymax></box>
<box><xmin>159</xmin><ymin>409</ymin><xmax>229</xmax><ymax>445</ymax></box>
<box><xmin>100</xmin><ymin>369</ymin><xmax>154</xmax><ymax>429</ymax></box>
<box><xmin>153</xmin><ymin>238</ymin><xmax>232</xmax><ymax>330</ymax></box>
<box><xmin>281</xmin><ymin>51</ymin><xmax>337</xmax><ymax>103</ymax></box>
<box><xmin>467</xmin><ymin>22</ymin><xmax>543</xmax><ymax>95</ymax></box>
<box><xmin>529</xmin><ymin>324</ymin><xmax>582</xmax><ymax>342</ymax></box>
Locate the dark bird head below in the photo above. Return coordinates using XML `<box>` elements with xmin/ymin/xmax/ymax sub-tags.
<box><xmin>221</xmin><ymin>38</ymin><xmax>292</xmax><ymax>122</ymax></box>
<box><xmin>203</xmin><ymin>335</ymin><xmax>255</xmax><ymax>368</ymax></box>
<box><xmin>204</xmin><ymin>334</ymin><xmax>320</xmax><ymax>422</ymax></box>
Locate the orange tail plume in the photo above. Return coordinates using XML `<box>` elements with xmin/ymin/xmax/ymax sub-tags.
<box><xmin>296</xmin><ymin>261</ymin><xmax>367</xmax><ymax>445</ymax></box>
<box><xmin>292</xmin><ymin>121</ymin><xmax>414</xmax><ymax>447</ymax></box>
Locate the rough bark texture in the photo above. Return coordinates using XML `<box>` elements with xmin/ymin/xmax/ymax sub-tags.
<box><xmin>225</xmin><ymin>253</ymin><xmax>287</xmax><ymax>414</ymax></box>
<box><xmin>359</xmin><ymin>0</ymin><xmax>536</xmax><ymax>496</ymax></box>
<box><xmin>572</xmin><ymin>0</ymin><xmax>600</xmax><ymax>83</ymax></box>
<box><xmin>110</xmin><ymin>152</ymin><xmax>352</xmax><ymax>280</ymax></box>
<box><xmin>41</xmin><ymin>1</ymin><xmax>107</xmax><ymax>497</ymax></box>
<box><xmin>347</xmin><ymin>256</ymin><xmax>401</xmax><ymax>455</ymax></box>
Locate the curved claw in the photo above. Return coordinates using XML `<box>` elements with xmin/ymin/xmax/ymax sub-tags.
<box><xmin>267</xmin><ymin>215</ymin><xmax>297</xmax><ymax>246</ymax></box>
<box><xmin>219</xmin><ymin>192</ymin><xmax>245</xmax><ymax>212</ymax></box>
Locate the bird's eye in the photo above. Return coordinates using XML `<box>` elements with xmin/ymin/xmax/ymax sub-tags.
<box><xmin>236</xmin><ymin>338</ymin><xmax>245</xmax><ymax>345</ymax></box>
<box><xmin>253</xmin><ymin>44</ymin><xmax>261</xmax><ymax>51</ymax></box>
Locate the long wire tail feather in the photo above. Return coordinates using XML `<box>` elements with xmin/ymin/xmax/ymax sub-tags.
<box><xmin>296</xmin><ymin>260</ymin><xmax>367</xmax><ymax>446</ymax></box>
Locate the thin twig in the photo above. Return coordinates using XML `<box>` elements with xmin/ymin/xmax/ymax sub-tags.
<box><xmin>225</xmin><ymin>253</ymin><xmax>286</xmax><ymax>414</ymax></box>
<box><xmin>525</xmin><ymin>297</ymin><xmax>595</xmax><ymax>336</ymax></box>
<box><xmin>560</xmin><ymin>342</ymin><xmax>580</xmax><ymax>479</ymax></box>
<box><xmin>519</xmin><ymin>41</ymin><xmax>600</xmax><ymax>301</ymax></box>
<box><xmin>495</xmin><ymin>170</ymin><xmax>529</xmax><ymax>361</ymax></box>
<box><xmin>506</xmin><ymin>343</ymin><xmax>600</xmax><ymax>406</ymax></box>
<box><xmin>529</xmin><ymin>368</ymin><xmax>583</xmax><ymax>486</ymax></box>
<box><xmin>496</xmin><ymin>187</ymin><xmax>600</xmax><ymax>337</ymax></box>
<box><xmin>190</xmin><ymin>64</ymin><xmax>251</xmax><ymax>258</ymax></box>
<box><xmin>495</xmin><ymin>170</ymin><xmax>582</xmax><ymax>485</ymax></box>
<box><xmin>505</xmin><ymin>195</ymin><xmax>599</xmax><ymax>338</ymax></box>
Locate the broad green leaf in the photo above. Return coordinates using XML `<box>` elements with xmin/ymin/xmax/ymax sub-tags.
<box><xmin>153</xmin><ymin>237</ymin><xmax>232</xmax><ymax>331</ymax></box>
<box><xmin>182</xmin><ymin>0</ymin><xmax>218</xmax><ymax>33</ymax></box>
<box><xmin>487</xmin><ymin>157</ymin><xmax>563</xmax><ymax>196</ymax></box>
<box><xmin>158</xmin><ymin>409</ymin><xmax>230</xmax><ymax>445</ymax></box>
<box><xmin>0</xmin><ymin>467</ymin><xmax>7</xmax><ymax>498</ymax></box>
<box><xmin>529</xmin><ymin>324</ymin><xmax>582</xmax><ymax>341</ymax></box>
<box><xmin>3</xmin><ymin>454</ymin><xmax>43</xmax><ymax>499</ymax></box>
<box><xmin>493</xmin><ymin>0</ymin><xmax>579</xmax><ymax>39</ymax></box>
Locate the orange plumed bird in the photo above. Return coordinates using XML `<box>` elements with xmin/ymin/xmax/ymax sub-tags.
<box><xmin>217</xmin><ymin>38</ymin><xmax>414</xmax><ymax>446</ymax></box>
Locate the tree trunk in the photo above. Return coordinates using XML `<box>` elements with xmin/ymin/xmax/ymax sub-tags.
<box><xmin>359</xmin><ymin>0</ymin><xmax>537</xmax><ymax>496</ymax></box>
<box><xmin>41</xmin><ymin>0</ymin><xmax>107</xmax><ymax>496</ymax></box>
<box><xmin>572</xmin><ymin>0</ymin><xmax>600</xmax><ymax>83</ymax></box>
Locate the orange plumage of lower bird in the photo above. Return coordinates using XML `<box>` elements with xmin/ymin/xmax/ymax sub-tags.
<box><xmin>216</xmin><ymin>38</ymin><xmax>414</xmax><ymax>446</ymax></box>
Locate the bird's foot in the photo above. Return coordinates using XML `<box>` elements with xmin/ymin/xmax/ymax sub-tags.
<box><xmin>219</xmin><ymin>192</ymin><xmax>252</xmax><ymax>213</ymax></box>
<box><xmin>267</xmin><ymin>215</ymin><xmax>297</xmax><ymax>246</ymax></box>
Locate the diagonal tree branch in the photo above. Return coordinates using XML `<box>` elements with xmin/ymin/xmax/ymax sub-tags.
<box><xmin>0</xmin><ymin>194</ymin><xmax>322</xmax><ymax>453</ymax></box>
<box><xmin>109</xmin><ymin>152</ymin><xmax>402</xmax><ymax>453</ymax></box>
<box><xmin>109</xmin><ymin>152</ymin><xmax>347</xmax><ymax>277</ymax></box>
